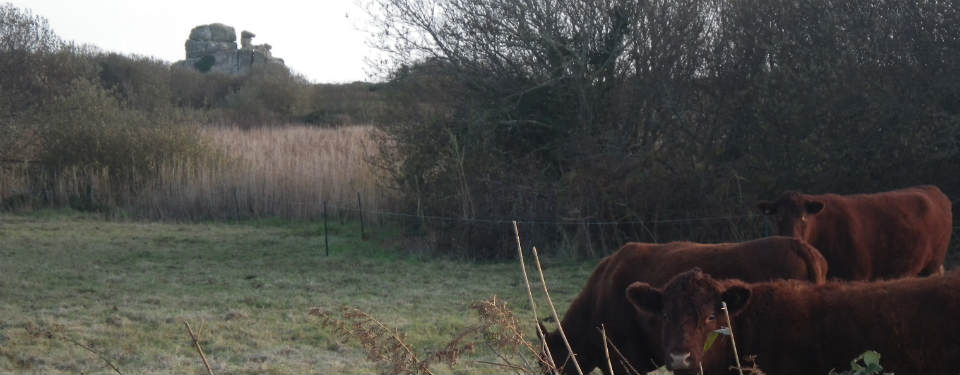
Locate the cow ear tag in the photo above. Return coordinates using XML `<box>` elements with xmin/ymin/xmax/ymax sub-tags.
<box><xmin>703</xmin><ymin>327</ymin><xmax>730</xmax><ymax>352</ymax></box>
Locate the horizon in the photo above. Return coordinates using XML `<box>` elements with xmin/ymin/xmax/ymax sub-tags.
<box><xmin>9</xmin><ymin>0</ymin><xmax>380</xmax><ymax>84</ymax></box>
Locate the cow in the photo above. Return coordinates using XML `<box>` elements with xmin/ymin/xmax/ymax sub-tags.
<box><xmin>540</xmin><ymin>237</ymin><xmax>827</xmax><ymax>375</ymax></box>
<box><xmin>626</xmin><ymin>268</ymin><xmax>960</xmax><ymax>374</ymax></box>
<box><xmin>757</xmin><ymin>185</ymin><xmax>952</xmax><ymax>280</ymax></box>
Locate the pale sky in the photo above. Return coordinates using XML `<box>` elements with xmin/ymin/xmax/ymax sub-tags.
<box><xmin>10</xmin><ymin>0</ymin><xmax>379</xmax><ymax>83</ymax></box>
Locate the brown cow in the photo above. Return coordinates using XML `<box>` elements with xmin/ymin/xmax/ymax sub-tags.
<box><xmin>540</xmin><ymin>237</ymin><xmax>827</xmax><ymax>375</ymax></box>
<box><xmin>627</xmin><ymin>268</ymin><xmax>960</xmax><ymax>374</ymax></box>
<box><xmin>757</xmin><ymin>185</ymin><xmax>952</xmax><ymax>280</ymax></box>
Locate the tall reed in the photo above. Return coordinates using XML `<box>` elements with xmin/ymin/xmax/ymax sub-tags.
<box><xmin>137</xmin><ymin>124</ymin><xmax>388</xmax><ymax>220</ymax></box>
<box><xmin>0</xmin><ymin>124</ymin><xmax>389</xmax><ymax>220</ymax></box>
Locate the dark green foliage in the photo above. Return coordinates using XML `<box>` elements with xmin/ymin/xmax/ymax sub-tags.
<box><xmin>222</xmin><ymin>63</ymin><xmax>306</xmax><ymax>126</ymax></box>
<box><xmin>35</xmin><ymin>78</ymin><xmax>209</xmax><ymax>181</ymax></box>
<box><xmin>830</xmin><ymin>351</ymin><xmax>884</xmax><ymax>375</ymax></box>
<box><xmin>0</xmin><ymin>3</ymin><xmax>78</xmax><ymax>160</ymax></box>
<box><xmin>1</xmin><ymin>192</ymin><xmax>39</xmax><ymax>211</ymax></box>
<box><xmin>68</xmin><ymin>185</ymin><xmax>109</xmax><ymax>212</ymax></box>
<box><xmin>95</xmin><ymin>52</ymin><xmax>174</xmax><ymax>114</ymax></box>
<box><xmin>372</xmin><ymin>0</ymin><xmax>960</xmax><ymax>258</ymax></box>
<box><xmin>301</xmin><ymin>82</ymin><xmax>388</xmax><ymax>126</ymax></box>
<box><xmin>169</xmin><ymin>65</ymin><xmax>236</xmax><ymax>109</ymax></box>
<box><xmin>193</xmin><ymin>54</ymin><xmax>215</xmax><ymax>72</ymax></box>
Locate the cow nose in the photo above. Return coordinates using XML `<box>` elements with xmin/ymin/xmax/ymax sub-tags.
<box><xmin>668</xmin><ymin>352</ymin><xmax>692</xmax><ymax>369</ymax></box>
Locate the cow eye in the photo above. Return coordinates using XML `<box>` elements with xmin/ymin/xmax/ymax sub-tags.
<box><xmin>661</xmin><ymin>313</ymin><xmax>668</xmax><ymax>321</ymax></box>
<box><xmin>706</xmin><ymin>313</ymin><xmax>716</xmax><ymax>322</ymax></box>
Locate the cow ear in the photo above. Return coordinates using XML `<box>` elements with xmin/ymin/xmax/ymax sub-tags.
<box><xmin>757</xmin><ymin>201</ymin><xmax>776</xmax><ymax>215</ymax></box>
<box><xmin>721</xmin><ymin>285</ymin><xmax>751</xmax><ymax>315</ymax></box>
<box><xmin>626</xmin><ymin>282</ymin><xmax>663</xmax><ymax>316</ymax></box>
<box><xmin>805</xmin><ymin>201</ymin><xmax>824</xmax><ymax>214</ymax></box>
<box><xmin>537</xmin><ymin>322</ymin><xmax>548</xmax><ymax>339</ymax></box>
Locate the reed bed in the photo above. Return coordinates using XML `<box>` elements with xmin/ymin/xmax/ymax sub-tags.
<box><xmin>0</xmin><ymin>124</ymin><xmax>390</xmax><ymax>220</ymax></box>
<box><xmin>137</xmin><ymin>124</ymin><xmax>389</xmax><ymax>220</ymax></box>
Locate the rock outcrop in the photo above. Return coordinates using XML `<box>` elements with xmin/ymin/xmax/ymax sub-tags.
<box><xmin>174</xmin><ymin>23</ymin><xmax>284</xmax><ymax>75</ymax></box>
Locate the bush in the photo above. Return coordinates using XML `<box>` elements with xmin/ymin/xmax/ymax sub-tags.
<box><xmin>830</xmin><ymin>351</ymin><xmax>884</xmax><ymax>375</ymax></box>
<box><xmin>370</xmin><ymin>0</ymin><xmax>960</xmax><ymax>258</ymax></box>
<box><xmin>169</xmin><ymin>65</ymin><xmax>237</xmax><ymax>111</ymax></box>
<box><xmin>222</xmin><ymin>64</ymin><xmax>307</xmax><ymax>126</ymax></box>
<box><xmin>300</xmin><ymin>82</ymin><xmax>389</xmax><ymax>126</ymax></box>
<box><xmin>36</xmin><ymin>78</ymin><xmax>209</xmax><ymax>182</ymax></box>
<box><xmin>0</xmin><ymin>3</ymin><xmax>84</xmax><ymax>161</ymax></box>
<box><xmin>95</xmin><ymin>52</ymin><xmax>174</xmax><ymax>114</ymax></box>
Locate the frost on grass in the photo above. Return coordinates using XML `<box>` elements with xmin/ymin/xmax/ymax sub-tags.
<box><xmin>309</xmin><ymin>296</ymin><xmax>550</xmax><ymax>374</ymax></box>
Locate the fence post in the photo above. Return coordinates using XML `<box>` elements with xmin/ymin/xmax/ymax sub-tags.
<box><xmin>87</xmin><ymin>180</ymin><xmax>94</xmax><ymax>209</ymax></box>
<box><xmin>357</xmin><ymin>192</ymin><xmax>366</xmax><ymax>240</ymax></box>
<box><xmin>323</xmin><ymin>200</ymin><xmax>330</xmax><ymax>257</ymax></box>
<box><xmin>233</xmin><ymin>187</ymin><xmax>240</xmax><ymax>221</ymax></box>
<box><xmin>582</xmin><ymin>219</ymin><xmax>596</xmax><ymax>258</ymax></box>
<box><xmin>762</xmin><ymin>215</ymin><xmax>773</xmax><ymax>237</ymax></box>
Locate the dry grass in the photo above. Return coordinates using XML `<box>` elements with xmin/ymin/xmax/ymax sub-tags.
<box><xmin>310</xmin><ymin>297</ymin><xmax>549</xmax><ymax>375</ymax></box>
<box><xmin>0</xmin><ymin>123</ymin><xmax>390</xmax><ymax>220</ymax></box>
<box><xmin>133</xmin><ymin>124</ymin><xmax>388</xmax><ymax>220</ymax></box>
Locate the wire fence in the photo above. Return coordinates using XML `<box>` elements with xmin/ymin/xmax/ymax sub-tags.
<box><xmin>4</xmin><ymin>180</ymin><xmax>960</xmax><ymax>258</ymax></box>
<box><xmin>303</xmin><ymin>195</ymin><xmax>778</xmax><ymax>259</ymax></box>
<box><xmin>311</xmin><ymin>195</ymin><xmax>960</xmax><ymax>259</ymax></box>
<box><xmin>317</xmin><ymin>200</ymin><xmax>762</xmax><ymax>226</ymax></box>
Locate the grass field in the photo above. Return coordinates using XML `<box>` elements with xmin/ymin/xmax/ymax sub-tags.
<box><xmin>0</xmin><ymin>210</ymin><xmax>596</xmax><ymax>374</ymax></box>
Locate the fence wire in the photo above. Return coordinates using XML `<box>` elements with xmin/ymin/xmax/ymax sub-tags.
<box><xmin>316</xmin><ymin>200</ymin><xmax>761</xmax><ymax>227</ymax></box>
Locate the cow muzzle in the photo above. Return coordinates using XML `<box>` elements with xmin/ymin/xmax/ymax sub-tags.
<box><xmin>668</xmin><ymin>352</ymin><xmax>693</xmax><ymax>370</ymax></box>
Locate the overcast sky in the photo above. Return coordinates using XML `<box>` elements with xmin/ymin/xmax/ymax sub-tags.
<box><xmin>10</xmin><ymin>0</ymin><xmax>378</xmax><ymax>83</ymax></box>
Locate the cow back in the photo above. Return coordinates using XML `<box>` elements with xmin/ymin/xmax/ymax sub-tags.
<box><xmin>800</xmin><ymin>185</ymin><xmax>952</xmax><ymax>280</ymax></box>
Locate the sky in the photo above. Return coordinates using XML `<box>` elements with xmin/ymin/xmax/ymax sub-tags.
<box><xmin>10</xmin><ymin>0</ymin><xmax>379</xmax><ymax>83</ymax></box>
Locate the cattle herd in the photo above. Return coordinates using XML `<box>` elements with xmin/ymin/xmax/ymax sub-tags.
<box><xmin>540</xmin><ymin>185</ymin><xmax>956</xmax><ymax>375</ymax></box>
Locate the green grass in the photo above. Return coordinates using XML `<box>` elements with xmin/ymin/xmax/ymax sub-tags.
<box><xmin>0</xmin><ymin>210</ymin><xmax>596</xmax><ymax>374</ymax></box>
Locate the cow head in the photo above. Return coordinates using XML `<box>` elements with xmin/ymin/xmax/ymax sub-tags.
<box><xmin>757</xmin><ymin>191</ymin><xmax>824</xmax><ymax>238</ymax></box>
<box><xmin>539</xmin><ymin>323</ymin><xmax>575</xmax><ymax>375</ymax></box>
<box><xmin>626</xmin><ymin>268</ymin><xmax>751</xmax><ymax>374</ymax></box>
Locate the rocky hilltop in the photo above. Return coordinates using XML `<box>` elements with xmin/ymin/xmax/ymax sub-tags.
<box><xmin>173</xmin><ymin>23</ymin><xmax>284</xmax><ymax>75</ymax></box>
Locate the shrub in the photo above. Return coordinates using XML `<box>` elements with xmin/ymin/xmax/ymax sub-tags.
<box><xmin>0</xmin><ymin>3</ymin><xmax>86</xmax><ymax>161</ymax></box>
<box><xmin>300</xmin><ymin>82</ymin><xmax>389</xmax><ymax>126</ymax></box>
<box><xmin>36</xmin><ymin>78</ymin><xmax>210</xmax><ymax>183</ymax></box>
<box><xmin>830</xmin><ymin>351</ymin><xmax>883</xmax><ymax>375</ymax></box>
<box><xmin>222</xmin><ymin>64</ymin><xmax>306</xmax><ymax>126</ymax></box>
<box><xmin>169</xmin><ymin>65</ymin><xmax>237</xmax><ymax>111</ymax></box>
<box><xmin>94</xmin><ymin>52</ymin><xmax>174</xmax><ymax>114</ymax></box>
<box><xmin>370</xmin><ymin>0</ymin><xmax>960</xmax><ymax>258</ymax></box>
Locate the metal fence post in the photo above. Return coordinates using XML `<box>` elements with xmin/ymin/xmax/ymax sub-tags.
<box><xmin>357</xmin><ymin>192</ymin><xmax>366</xmax><ymax>240</ymax></box>
<box><xmin>323</xmin><ymin>200</ymin><xmax>329</xmax><ymax>256</ymax></box>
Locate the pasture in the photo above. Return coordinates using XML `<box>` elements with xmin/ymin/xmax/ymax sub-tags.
<box><xmin>0</xmin><ymin>210</ymin><xmax>594</xmax><ymax>374</ymax></box>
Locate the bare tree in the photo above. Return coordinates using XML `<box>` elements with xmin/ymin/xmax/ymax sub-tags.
<box><xmin>365</xmin><ymin>0</ymin><xmax>960</xmax><ymax>258</ymax></box>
